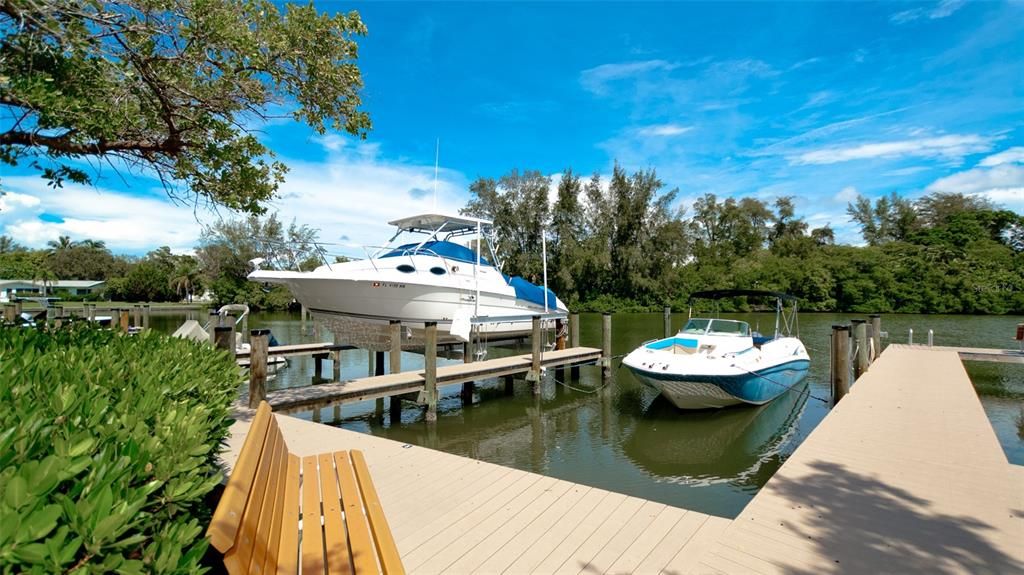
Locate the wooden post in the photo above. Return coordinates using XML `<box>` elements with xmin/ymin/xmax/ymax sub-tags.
<box><xmin>367</xmin><ymin>349</ymin><xmax>375</xmax><ymax>377</ymax></box>
<box><xmin>142</xmin><ymin>304</ymin><xmax>151</xmax><ymax>330</ymax></box>
<box><xmin>206</xmin><ymin>310</ymin><xmax>219</xmax><ymax>344</ymax></box>
<box><xmin>13</xmin><ymin>300</ymin><xmax>21</xmax><ymax>316</ymax></box>
<box><xmin>389</xmin><ymin>320</ymin><xmax>402</xmax><ymax>373</ymax></box>
<box><xmin>424</xmin><ymin>322</ymin><xmax>438</xmax><ymax>422</ymax></box>
<box><xmin>85</xmin><ymin>303</ymin><xmax>94</xmax><ymax>322</ymax></box>
<box><xmin>375</xmin><ymin>351</ymin><xmax>386</xmax><ymax>376</ymax></box>
<box><xmin>504</xmin><ymin>374</ymin><xmax>515</xmax><ymax>395</ymax></box>
<box><xmin>118</xmin><ymin>309</ymin><xmax>129</xmax><ymax>332</ymax></box>
<box><xmin>248</xmin><ymin>329</ymin><xmax>269</xmax><ymax>408</ymax></box>
<box><xmin>2</xmin><ymin>304</ymin><xmax>15</xmax><ymax>324</ymax></box>
<box><xmin>852</xmin><ymin>319</ymin><xmax>869</xmax><ymax>379</ymax></box>
<box><xmin>461</xmin><ymin>341</ymin><xmax>475</xmax><ymax>404</ymax></box>
<box><xmin>870</xmin><ymin>314</ymin><xmax>882</xmax><ymax>359</ymax></box>
<box><xmin>664</xmin><ymin>306</ymin><xmax>672</xmax><ymax>338</ymax></box>
<box><xmin>132</xmin><ymin>305</ymin><xmax>141</xmax><ymax>328</ymax></box>
<box><xmin>831</xmin><ymin>324</ymin><xmax>851</xmax><ymax>406</ymax></box>
<box><xmin>213</xmin><ymin>326</ymin><xmax>233</xmax><ymax>351</ymax></box>
<box><xmin>526</xmin><ymin>315</ymin><xmax>542</xmax><ymax>394</ymax></box>
<box><xmin>332</xmin><ymin>350</ymin><xmax>341</xmax><ymax>382</ymax></box>
<box><xmin>314</xmin><ymin>353</ymin><xmax>325</xmax><ymax>382</ymax></box>
<box><xmin>602</xmin><ymin>313</ymin><xmax>612</xmax><ymax>381</ymax></box>
<box><xmin>569</xmin><ymin>312</ymin><xmax>580</xmax><ymax>380</ymax></box>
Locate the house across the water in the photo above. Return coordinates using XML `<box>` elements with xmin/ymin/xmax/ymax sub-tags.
<box><xmin>0</xmin><ymin>279</ymin><xmax>106</xmax><ymax>302</ymax></box>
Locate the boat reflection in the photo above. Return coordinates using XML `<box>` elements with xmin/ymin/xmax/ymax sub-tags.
<box><xmin>621</xmin><ymin>382</ymin><xmax>809</xmax><ymax>487</ymax></box>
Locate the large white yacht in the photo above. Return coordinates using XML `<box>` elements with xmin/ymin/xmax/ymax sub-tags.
<box><xmin>248</xmin><ymin>214</ymin><xmax>567</xmax><ymax>349</ymax></box>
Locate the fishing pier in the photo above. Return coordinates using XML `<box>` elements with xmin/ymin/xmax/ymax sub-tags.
<box><xmin>220</xmin><ymin>314</ymin><xmax>1022</xmax><ymax>573</ymax></box>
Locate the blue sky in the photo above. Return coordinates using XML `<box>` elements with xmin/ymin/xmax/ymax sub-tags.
<box><xmin>1</xmin><ymin>0</ymin><xmax>1022</xmax><ymax>254</ymax></box>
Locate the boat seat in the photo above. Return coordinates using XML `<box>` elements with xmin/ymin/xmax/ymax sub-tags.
<box><xmin>207</xmin><ymin>401</ymin><xmax>404</xmax><ymax>574</ymax></box>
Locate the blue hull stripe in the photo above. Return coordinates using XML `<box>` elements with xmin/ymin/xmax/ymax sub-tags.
<box><xmin>628</xmin><ymin>358</ymin><xmax>810</xmax><ymax>405</ymax></box>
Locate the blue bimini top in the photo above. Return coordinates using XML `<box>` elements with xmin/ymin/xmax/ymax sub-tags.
<box><xmin>508</xmin><ymin>276</ymin><xmax>558</xmax><ymax>309</ymax></box>
<box><xmin>380</xmin><ymin>240</ymin><xmax>492</xmax><ymax>266</ymax></box>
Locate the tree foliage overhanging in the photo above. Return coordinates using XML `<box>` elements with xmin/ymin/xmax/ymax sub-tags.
<box><xmin>463</xmin><ymin>166</ymin><xmax>1024</xmax><ymax>314</ymax></box>
<box><xmin>0</xmin><ymin>0</ymin><xmax>370</xmax><ymax>213</ymax></box>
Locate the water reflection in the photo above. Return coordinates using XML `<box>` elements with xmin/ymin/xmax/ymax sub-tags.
<box><xmin>621</xmin><ymin>383</ymin><xmax>809</xmax><ymax>487</ymax></box>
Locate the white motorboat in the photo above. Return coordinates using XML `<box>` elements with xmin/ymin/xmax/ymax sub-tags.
<box><xmin>622</xmin><ymin>290</ymin><xmax>810</xmax><ymax>409</ymax></box>
<box><xmin>248</xmin><ymin>213</ymin><xmax>568</xmax><ymax>349</ymax></box>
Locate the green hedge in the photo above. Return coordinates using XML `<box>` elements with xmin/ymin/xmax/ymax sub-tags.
<box><xmin>0</xmin><ymin>327</ymin><xmax>241</xmax><ymax>574</ymax></box>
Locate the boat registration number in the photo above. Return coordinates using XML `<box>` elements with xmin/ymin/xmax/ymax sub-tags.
<box><xmin>372</xmin><ymin>282</ymin><xmax>406</xmax><ymax>289</ymax></box>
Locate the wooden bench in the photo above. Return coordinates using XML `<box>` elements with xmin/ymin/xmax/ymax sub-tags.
<box><xmin>207</xmin><ymin>401</ymin><xmax>404</xmax><ymax>574</ymax></box>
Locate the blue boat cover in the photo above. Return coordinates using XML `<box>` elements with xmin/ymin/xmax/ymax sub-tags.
<box><xmin>380</xmin><ymin>241</ymin><xmax>492</xmax><ymax>266</ymax></box>
<box><xmin>508</xmin><ymin>276</ymin><xmax>558</xmax><ymax>309</ymax></box>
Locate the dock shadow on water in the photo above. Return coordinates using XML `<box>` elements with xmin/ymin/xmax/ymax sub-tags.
<box><xmin>766</xmin><ymin>460</ymin><xmax>1022</xmax><ymax>575</ymax></box>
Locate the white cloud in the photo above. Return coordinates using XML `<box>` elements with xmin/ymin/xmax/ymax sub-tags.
<box><xmin>0</xmin><ymin>192</ymin><xmax>41</xmax><ymax>212</ymax></box>
<box><xmin>579</xmin><ymin>59</ymin><xmax>680</xmax><ymax>94</ymax></box>
<box><xmin>890</xmin><ymin>0</ymin><xmax>965</xmax><ymax>24</ymax></box>
<box><xmin>926</xmin><ymin>163</ymin><xmax>1024</xmax><ymax>211</ymax></box>
<box><xmin>978</xmin><ymin>146</ymin><xmax>1024</xmax><ymax>167</ymax></box>
<box><xmin>636</xmin><ymin>124</ymin><xmax>693</xmax><ymax>137</ymax></box>
<box><xmin>835</xmin><ymin>186</ymin><xmax>859</xmax><ymax>203</ymax></box>
<box><xmin>790</xmin><ymin>134</ymin><xmax>994</xmax><ymax>165</ymax></box>
<box><xmin>0</xmin><ymin>178</ymin><xmax>203</xmax><ymax>253</ymax></box>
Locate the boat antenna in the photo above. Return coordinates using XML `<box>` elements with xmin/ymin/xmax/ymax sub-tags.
<box><xmin>433</xmin><ymin>138</ymin><xmax>439</xmax><ymax>211</ymax></box>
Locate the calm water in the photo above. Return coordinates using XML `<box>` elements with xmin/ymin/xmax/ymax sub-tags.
<box><xmin>152</xmin><ymin>310</ymin><xmax>1024</xmax><ymax>518</ymax></box>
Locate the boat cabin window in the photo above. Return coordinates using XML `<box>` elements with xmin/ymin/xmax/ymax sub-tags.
<box><xmin>397</xmin><ymin>264</ymin><xmax>415</xmax><ymax>273</ymax></box>
<box><xmin>429</xmin><ymin>266</ymin><xmax>446</xmax><ymax>275</ymax></box>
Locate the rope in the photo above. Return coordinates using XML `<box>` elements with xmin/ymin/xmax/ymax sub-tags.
<box><xmin>728</xmin><ymin>362</ymin><xmax>830</xmax><ymax>404</ymax></box>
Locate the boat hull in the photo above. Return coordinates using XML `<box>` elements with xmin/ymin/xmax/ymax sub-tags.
<box><xmin>627</xmin><ymin>359</ymin><xmax>811</xmax><ymax>409</ymax></box>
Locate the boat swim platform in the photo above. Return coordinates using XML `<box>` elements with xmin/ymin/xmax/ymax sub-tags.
<box><xmin>264</xmin><ymin>346</ymin><xmax>602</xmax><ymax>414</ymax></box>
<box><xmin>697</xmin><ymin>344</ymin><xmax>1023</xmax><ymax>574</ymax></box>
<box><xmin>220</xmin><ymin>343</ymin><xmax>1023</xmax><ymax>573</ymax></box>
<box><xmin>222</xmin><ymin>407</ymin><xmax>733</xmax><ymax>574</ymax></box>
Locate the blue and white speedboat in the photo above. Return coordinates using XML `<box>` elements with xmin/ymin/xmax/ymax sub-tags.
<box><xmin>623</xmin><ymin>290</ymin><xmax>810</xmax><ymax>409</ymax></box>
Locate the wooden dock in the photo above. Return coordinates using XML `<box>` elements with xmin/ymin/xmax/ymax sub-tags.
<box><xmin>695</xmin><ymin>344</ymin><xmax>1024</xmax><ymax>573</ymax></box>
<box><xmin>222</xmin><ymin>407</ymin><xmax>733</xmax><ymax>574</ymax></box>
<box><xmin>908</xmin><ymin>344</ymin><xmax>1024</xmax><ymax>364</ymax></box>
<box><xmin>265</xmin><ymin>346</ymin><xmax>602</xmax><ymax>413</ymax></box>
<box><xmin>235</xmin><ymin>341</ymin><xmax>355</xmax><ymax>367</ymax></box>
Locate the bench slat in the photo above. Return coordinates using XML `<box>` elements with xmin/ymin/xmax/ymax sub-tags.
<box><xmin>301</xmin><ymin>455</ymin><xmax>326</xmax><ymax>574</ymax></box>
<box><xmin>351</xmin><ymin>450</ymin><xmax>405</xmax><ymax>575</ymax></box>
<box><xmin>224</xmin><ymin>415</ymin><xmax>282</xmax><ymax>574</ymax></box>
<box><xmin>249</xmin><ymin>427</ymin><xmax>286</xmax><ymax>573</ymax></box>
<box><xmin>208</xmin><ymin>402</ymin><xmax>273</xmax><ymax>552</ymax></box>
<box><xmin>276</xmin><ymin>454</ymin><xmax>302</xmax><ymax>575</ymax></box>
<box><xmin>335</xmin><ymin>451</ymin><xmax>379</xmax><ymax>574</ymax></box>
<box><xmin>319</xmin><ymin>452</ymin><xmax>354</xmax><ymax>575</ymax></box>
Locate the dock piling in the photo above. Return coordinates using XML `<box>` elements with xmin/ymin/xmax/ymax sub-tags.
<box><xmin>908</xmin><ymin>328</ymin><xmax>914</xmax><ymax>345</ymax></box>
<box><xmin>526</xmin><ymin>316</ymin><xmax>542</xmax><ymax>393</ymax></box>
<box><xmin>852</xmin><ymin>319</ymin><xmax>869</xmax><ymax>379</ymax></box>
<box><xmin>2</xmin><ymin>304</ymin><xmax>14</xmax><ymax>324</ymax></box>
<box><xmin>389</xmin><ymin>320</ymin><xmax>403</xmax><ymax>419</ymax></box>
<box><xmin>213</xmin><ymin>326</ymin><xmax>233</xmax><ymax>351</ymax></box>
<box><xmin>461</xmin><ymin>341</ymin><xmax>475</xmax><ymax>404</ymax></box>
<box><xmin>424</xmin><ymin>321</ymin><xmax>438</xmax><ymax>422</ymax></box>
<box><xmin>132</xmin><ymin>305</ymin><xmax>141</xmax><ymax>328</ymax></box>
<box><xmin>601</xmin><ymin>313</ymin><xmax>612</xmax><ymax>381</ymax></box>
<box><xmin>118</xmin><ymin>309</ymin><xmax>130</xmax><ymax>333</ymax></box>
<box><xmin>870</xmin><ymin>314</ymin><xmax>882</xmax><ymax>359</ymax></box>
<box><xmin>664</xmin><ymin>306</ymin><xmax>672</xmax><ymax>338</ymax></box>
<box><xmin>831</xmin><ymin>324</ymin><xmax>851</xmax><ymax>405</ymax></box>
<box><xmin>928</xmin><ymin>329</ymin><xmax>934</xmax><ymax>347</ymax></box>
<box><xmin>248</xmin><ymin>329</ymin><xmax>270</xmax><ymax>408</ymax></box>
<box><xmin>569</xmin><ymin>312</ymin><xmax>581</xmax><ymax>380</ymax></box>
<box><xmin>142</xmin><ymin>304</ymin><xmax>151</xmax><ymax>330</ymax></box>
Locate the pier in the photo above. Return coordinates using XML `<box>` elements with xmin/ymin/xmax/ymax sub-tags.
<box><xmin>264</xmin><ymin>346</ymin><xmax>602</xmax><ymax>413</ymax></box>
<box><xmin>222</xmin><ymin>328</ymin><xmax>1023</xmax><ymax>573</ymax></box>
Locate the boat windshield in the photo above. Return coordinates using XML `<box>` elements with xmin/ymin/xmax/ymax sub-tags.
<box><xmin>681</xmin><ymin>318</ymin><xmax>750</xmax><ymax>336</ymax></box>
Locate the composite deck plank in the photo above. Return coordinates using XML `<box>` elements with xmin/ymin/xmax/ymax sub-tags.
<box><xmin>403</xmin><ymin>473</ymin><xmax>550</xmax><ymax>572</ymax></box>
<box><xmin>501</xmin><ymin>489</ymin><xmax>613</xmax><ymax>574</ymax></box>
<box><xmin>442</xmin><ymin>478</ymin><xmax>576</xmax><ymax>573</ymax></box>
<box><xmin>474</xmin><ymin>484</ymin><xmax>593</xmax><ymax>574</ymax></box>
<box><xmin>604</xmin><ymin>506</ymin><xmax>688</xmax><ymax>575</ymax></box>
<box><xmin>631</xmin><ymin>512</ymin><xmax>709</xmax><ymax>574</ymax></box>
<box><xmin>572</xmin><ymin>499</ymin><xmax>666</xmax><ymax>575</ymax></box>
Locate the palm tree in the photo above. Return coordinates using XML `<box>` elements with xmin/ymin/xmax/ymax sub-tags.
<box><xmin>78</xmin><ymin>239</ymin><xmax>107</xmax><ymax>251</ymax></box>
<box><xmin>169</xmin><ymin>260</ymin><xmax>201</xmax><ymax>303</ymax></box>
<box><xmin>32</xmin><ymin>267</ymin><xmax>57</xmax><ymax>296</ymax></box>
<box><xmin>46</xmin><ymin>235</ymin><xmax>75</xmax><ymax>254</ymax></box>
<box><xmin>0</xmin><ymin>235</ymin><xmax>20</xmax><ymax>254</ymax></box>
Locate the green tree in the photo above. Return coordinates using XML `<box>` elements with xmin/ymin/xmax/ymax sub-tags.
<box><xmin>846</xmin><ymin>192</ymin><xmax>918</xmax><ymax>245</ymax></box>
<box><xmin>169</xmin><ymin>258</ymin><xmax>202</xmax><ymax>303</ymax></box>
<box><xmin>0</xmin><ymin>0</ymin><xmax>370</xmax><ymax>213</ymax></box>
<box><xmin>0</xmin><ymin>235</ymin><xmax>21</xmax><ymax>254</ymax></box>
